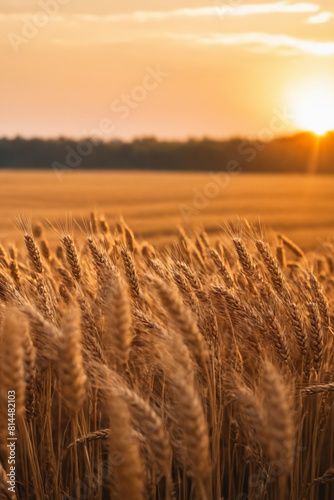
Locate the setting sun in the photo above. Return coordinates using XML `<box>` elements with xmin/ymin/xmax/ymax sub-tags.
<box><xmin>291</xmin><ymin>83</ymin><xmax>334</xmax><ymax>135</ymax></box>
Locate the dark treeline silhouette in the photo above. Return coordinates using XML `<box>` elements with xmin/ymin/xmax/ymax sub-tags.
<box><xmin>0</xmin><ymin>133</ymin><xmax>334</xmax><ymax>173</ymax></box>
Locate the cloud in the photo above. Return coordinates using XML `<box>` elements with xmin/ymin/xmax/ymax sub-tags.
<box><xmin>169</xmin><ymin>32</ymin><xmax>334</xmax><ymax>56</ymax></box>
<box><xmin>75</xmin><ymin>3</ymin><xmax>320</xmax><ymax>23</ymax></box>
<box><xmin>306</xmin><ymin>11</ymin><xmax>333</xmax><ymax>23</ymax></box>
<box><xmin>0</xmin><ymin>3</ymin><xmax>319</xmax><ymax>27</ymax></box>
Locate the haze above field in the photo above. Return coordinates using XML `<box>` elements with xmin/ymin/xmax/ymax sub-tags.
<box><xmin>1</xmin><ymin>0</ymin><xmax>334</xmax><ymax>139</ymax></box>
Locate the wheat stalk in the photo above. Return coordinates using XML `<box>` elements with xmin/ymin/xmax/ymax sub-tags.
<box><xmin>58</xmin><ymin>309</ymin><xmax>87</xmax><ymax>413</ymax></box>
<box><xmin>61</xmin><ymin>235</ymin><xmax>81</xmax><ymax>282</ymax></box>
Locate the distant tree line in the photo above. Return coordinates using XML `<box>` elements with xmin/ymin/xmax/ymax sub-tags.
<box><xmin>0</xmin><ymin>133</ymin><xmax>333</xmax><ymax>173</ymax></box>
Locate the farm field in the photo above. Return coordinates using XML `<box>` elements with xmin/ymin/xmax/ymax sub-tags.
<box><xmin>0</xmin><ymin>171</ymin><xmax>334</xmax><ymax>249</ymax></box>
<box><xmin>1</xmin><ymin>170</ymin><xmax>334</xmax><ymax>499</ymax></box>
<box><xmin>0</xmin><ymin>190</ymin><xmax>334</xmax><ymax>499</ymax></box>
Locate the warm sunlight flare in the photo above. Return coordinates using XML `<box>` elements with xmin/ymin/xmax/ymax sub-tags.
<box><xmin>291</xmin><ymin>83</ymin><xmax>334</xmax><ymax>135</ymax></box>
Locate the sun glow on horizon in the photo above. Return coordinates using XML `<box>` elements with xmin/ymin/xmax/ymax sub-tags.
<box><xmin>290</xmin><ymin>82</ymin><xmax>334</xmax><ymax>136</ymax></box>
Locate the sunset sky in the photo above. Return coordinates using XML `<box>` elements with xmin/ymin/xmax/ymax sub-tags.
<box><xmin>1</xmin><ymin>0</ymin><xmax>334</xmax><ymax>140</ymax></box>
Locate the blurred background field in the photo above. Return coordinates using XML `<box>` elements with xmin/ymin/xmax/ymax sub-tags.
<box><xmin>1</xmin><ymin>170</ymin><xmax>333</xmax><ymax>251</ymax></box>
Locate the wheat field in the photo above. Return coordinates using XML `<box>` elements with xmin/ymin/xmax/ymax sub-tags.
<box><xmin>0</xmin><ymin>208</ymin><xmax>333</xmax><ymax>499</ymax></box>
<box><xmin>1</xmin><ymin>171</ymin><xmax>334</xmax><ymax>250</ymax></box>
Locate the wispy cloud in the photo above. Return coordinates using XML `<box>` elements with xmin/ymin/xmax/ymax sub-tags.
<box><xmin>75</xmin><ymin>3</ymin><xmax>320</xmax><ymax>23</ymax></box>
<box><xmin>169</xmin><ymin>32</ymin><xmax>334</xmax><ymax>56</ymax></box>
<box><xmin>305</xmin><ymin>11</ymin><xmax>333</xmax><ymax>23</ymax></box>
<box><xmin>0</xmin><ymin>3</ymin><xmax>318</xmax><ymax>26</ymax></box>
<box><xmin>51</xmin><ymin>32</ymin><xmax>334</xmax><ymax>57</ymax></box>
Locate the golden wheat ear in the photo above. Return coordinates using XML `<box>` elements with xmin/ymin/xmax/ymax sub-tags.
<box><xmin>58</xmin><ymin>308</ymin><xmax>87</xmax><ymax>414</ymax></box>
<box><xmin>260</xmin><ymin>360</ymin><xmax>295</xmax><ymax>468</ymax></box>
<box><xmin>0</xmin><ymin>308</ymin><xmax>26</xmax><ymax>420</ymax></box>
<box><xmin>14</xmin><ymin>216</ymin><xmax>43</xmax><ymax>275</ymax></box>
<box><xmin>102</xmin><ymin>274</ymin><xmax>132</xmax><ymax>370</ymax></box>
<box><xmin>61</xmin><ymin>235</ymin><xmax>81</xmax><ymax>282</ymax></box>
<box><xmin>105</xmin><ymin>391</ymin><xmax>144</xmax><ymax>500</ymax></box>
<box><xmin>120</xmin><ymin>245</ymin><xmax>140</xmax><ymax>299</ymax></box>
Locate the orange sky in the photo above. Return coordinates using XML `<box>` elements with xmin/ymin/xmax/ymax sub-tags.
<box><xmin>1</xmin><ymin>0</ymin><xmax>334</xmax><ymax>140</ymax></box>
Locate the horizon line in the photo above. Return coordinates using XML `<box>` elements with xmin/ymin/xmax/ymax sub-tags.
<box><xmin>1</xmin><ymin>130</ymin><xmax>332</xmax><ymax>143</ymax></box>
